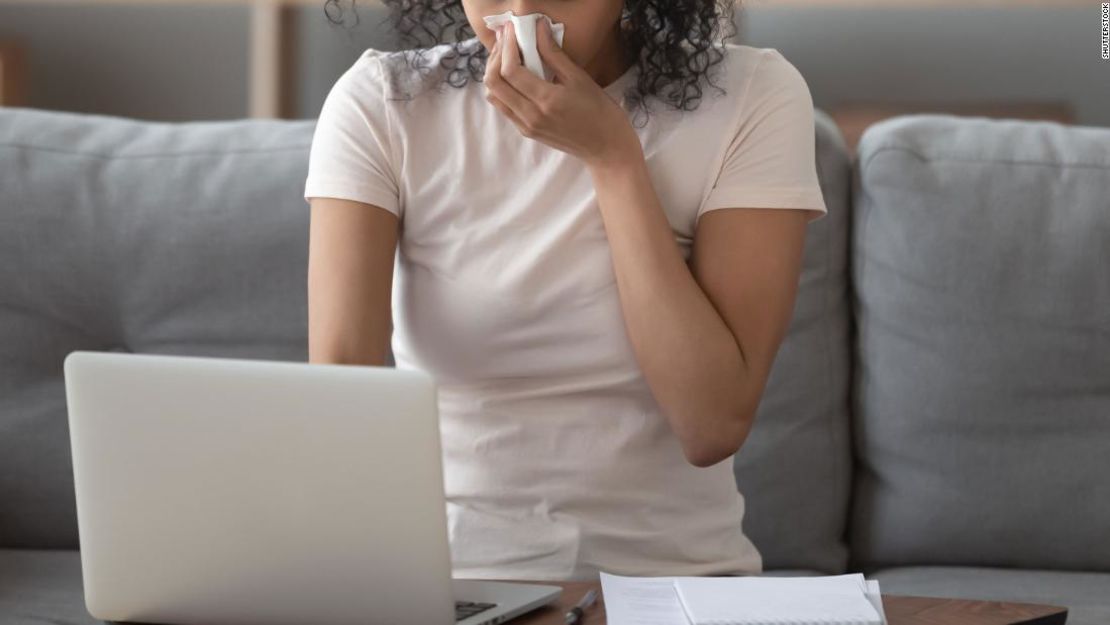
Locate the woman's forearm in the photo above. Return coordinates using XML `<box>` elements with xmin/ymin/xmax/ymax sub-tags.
<box><xmin>588</xmin><ymin>153</ymin><xmax>753</xmax><ymax>468</ymax></box>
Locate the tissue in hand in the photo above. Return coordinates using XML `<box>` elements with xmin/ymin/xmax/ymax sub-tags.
<box><xmin>482</xmin><ymin>11</ymin><xmax>566</xmax><ymax>82</ymax></box>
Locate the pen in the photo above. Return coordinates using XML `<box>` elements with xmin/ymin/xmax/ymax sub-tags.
<box><xmin>563</xmin><ymin>588</ymin><xmax>598</xmax><ymax>625</ymax></box>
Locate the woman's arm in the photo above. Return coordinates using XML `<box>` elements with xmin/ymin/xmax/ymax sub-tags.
<box><xmin>307</xmin><ymin>198</ymin><xmax>399</xmax><ymax>366</ymax></box>
<box><xmin>590</xmin><ymin>157</ymin><xmax>809</xmax><ymax>469</ymax></box>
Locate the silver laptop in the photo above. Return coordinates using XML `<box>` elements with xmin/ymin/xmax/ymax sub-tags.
<box><xmin>63</xmin><ymin>350</ymin><xmax>562</xmax><ymax>625</ymax></box>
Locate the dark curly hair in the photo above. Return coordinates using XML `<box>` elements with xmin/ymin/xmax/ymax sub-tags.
<box><xmin>323</xmin><ymin>0</ymin><xmax>741</xmax><ymax>127</ymax></box>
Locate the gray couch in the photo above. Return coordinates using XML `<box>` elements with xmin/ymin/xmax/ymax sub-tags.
<box><xmin>1</xmin><ymin>105</ymin><xmax>1107</xmax><ymax>624</ymax></box>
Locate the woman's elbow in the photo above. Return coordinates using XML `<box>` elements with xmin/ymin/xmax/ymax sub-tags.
<box><xmin>681</xmin><ymin>413</ymin><xmax>755</xmax><ymax>468</ymax></box>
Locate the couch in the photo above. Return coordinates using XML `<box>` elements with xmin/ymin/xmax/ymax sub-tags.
<box><xmin>1</xmin><ymin>104</ymin><xmax>1107</xmax><ymax>624</ymax></box>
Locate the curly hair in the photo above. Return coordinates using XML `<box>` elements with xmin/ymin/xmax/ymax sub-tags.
<box><xmin>323</xmin><ymin>0</ymin><xmax>741</xmax><ymax>127</ymax></box>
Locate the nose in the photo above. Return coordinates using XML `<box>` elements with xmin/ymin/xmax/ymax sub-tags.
<box><xmin>504</xmin><ymin>2</ymin><xmax>544</xmax><ymax>15</ymax></box>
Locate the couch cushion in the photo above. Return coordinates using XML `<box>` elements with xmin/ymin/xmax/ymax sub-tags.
<box><xmin>731</xmin><ymin>110</ymin><xmax>853</xmax><ymax>574</ymax></box>
<box><xmin>0</xmin><ymin>107</ymin><xmax>316</xmax><ymax>548</ymax></box>
<box><xmin>759</xmin><ymin>569</ymin><xmax>830</xmax><ymax>577</ymax></box>
<box><xmin>1</xmin><ymin>105</ymin><xmax>857</xmax><ymax>570</ymax></box>
<box><xmin>0</xmin><ymin>549</ymin><xmax>99</xmax><ymax>625</ymax></box>
<box><xmin>849</xmin><ymin>114</ymin><xmax>1110</xmax><ymax>570</ymax></box>
<box><xmin>865</xmin><ymin>565</ymin><xmax>1109</xmax><ymax>625</ymax></box>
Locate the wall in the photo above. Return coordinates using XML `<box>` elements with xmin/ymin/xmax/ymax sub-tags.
<box><xmin>740</xmin><ymin>5</ymin><xmax>1109</xmax><ymax>127</ymax></box>
<box><xmin>1</xmin><ymin>3</ymin><xmax>1106</xmax><ymax>127</ymax></box>
<box><xmin>0</xmin><ymin>4</ymin><xmax>250</xmax><ymax>120</ymax></box>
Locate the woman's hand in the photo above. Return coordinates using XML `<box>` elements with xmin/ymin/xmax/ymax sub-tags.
<box><xmin>483</xmin><ymin>19</ymin><xmax>642</xmax><ymax>171</ymax></box>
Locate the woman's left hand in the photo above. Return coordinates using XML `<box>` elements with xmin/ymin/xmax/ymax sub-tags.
<box><xmin>484</xmin><ymin>19</ymin><xmax>642</xmax><ymax>170</ymax></box>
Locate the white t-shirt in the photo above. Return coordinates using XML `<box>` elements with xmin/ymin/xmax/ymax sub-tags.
<box><xmin>304</xmin><ymin>37</ymin><xmax>827</xmax><ymax>582</ymax></box>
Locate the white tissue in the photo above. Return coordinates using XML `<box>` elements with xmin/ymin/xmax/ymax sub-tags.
<box><xmin>482</xmin><ymin>11</ymin><xmax>566</xmax><ymax>82</ymax></box>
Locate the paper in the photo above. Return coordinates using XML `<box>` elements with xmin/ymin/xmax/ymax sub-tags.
<box><xmin>482</xmin><ymin>11</ymin><xmax>566</xmax><ymax>82</ymax></box>
<box><xmin>865</xmin><ymin>580</ymin><xmax>887</xmax><ymax>625</ymax></box>
<box><xmin>600</xmin><ymin>572</ymin><xmax>692</xmax><ymax>625</ymax></box>
<box><xmin>674</xmin><ymin>572</ymin><xmax>884</xmax><ymax>624</ymax></box>
<box><xmin>600</xmin><ymin>571</ymin><xmax>887</xmax><ymax>625</ymax></box>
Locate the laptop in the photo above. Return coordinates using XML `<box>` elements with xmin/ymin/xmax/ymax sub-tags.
<box><xmin>63</xmin><ymin>350</ymin><xmax>563</xmax><ymax>625</ymax></box>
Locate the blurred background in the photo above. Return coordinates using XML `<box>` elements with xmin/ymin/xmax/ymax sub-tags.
<box><xmin>0</xmin><ymin>0</ymin><xmax>1107</xmax><ymax>152</ymax></box>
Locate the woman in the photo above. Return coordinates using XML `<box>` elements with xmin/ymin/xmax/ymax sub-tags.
<box><xmin>304</xmin><ymin>0</ymin><xmax>827</xmax><ymax>582</ymax></box>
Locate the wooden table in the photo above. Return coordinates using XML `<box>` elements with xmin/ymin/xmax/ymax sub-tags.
<box><xmin>494</xmin><ymin>579</ymin><xmax>1069</xmax><ymax>625</ymax></box>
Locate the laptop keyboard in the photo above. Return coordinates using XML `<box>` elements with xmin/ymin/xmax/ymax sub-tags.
<box><xmin>456</xmin><ymin>600</ymin><xmax>498</xmax><ymax>621</ymax></box>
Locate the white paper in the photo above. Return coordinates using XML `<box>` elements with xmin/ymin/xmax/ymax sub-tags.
<box><xmin>600</xmin><ymin>571</ymin><xmax>692</xmax><ymax>625</ymax></box>
<box><xmin>600</xmin><ymin>571</ymin><xmax>886</xmax><ymax>625</ymax></box>
<box><xmin>482</xmin><ymin>11</ymin><xmax>566</xmax><ymax>82</ymax></box>
<box><xmin>673</xmin><ymin>573</ymin><xmax>883</xmax><ymax>625</ymax></box>
<box><xmin>865</xmin><ymin>580</ymin><xmax>888</xmax><ymax>625</ymax></box>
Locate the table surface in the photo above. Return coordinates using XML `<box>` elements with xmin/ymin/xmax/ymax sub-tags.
<box><xmin>487</xmin><ymin>579</ymin><xmax>1069</xmax><ymax>625</ymax></box>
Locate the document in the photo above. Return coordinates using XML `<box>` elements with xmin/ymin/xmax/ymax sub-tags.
<box><xmin>600</xmin><ymin>571</ymin><xmax>692</xmax><ymax>625</ymax></box>
<box><xmin>599</xmin><ymin>571</ymin><xmax>888</xmax><ymax>625</ymax></box>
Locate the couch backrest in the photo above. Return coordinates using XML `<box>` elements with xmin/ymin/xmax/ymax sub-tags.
<box><xmin>0</xmin><ymin>105</ymin><xmax>856</xmax><ymax>570</ymax></box>
<box><xmin>731</xmin><ymin>110</ymin><xmax>854</xmax><ymax>574</ymax></box>
<box><xmin>0</xmin><ymin>107</ymin><xmax>316</xmax><ymax>548</ymax></box>
<box><xmin>848</xmin><ymin>114</ymin><xmax>1110</xmax><ymax>571</ymax></box>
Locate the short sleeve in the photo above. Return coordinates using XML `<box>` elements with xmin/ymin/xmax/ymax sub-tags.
<box><xmin>697</xmin><ymin>49</ymin><xmax>827</xmax><ymax>225</ymax></box>
<box><xmin>303</xmin><ymin>50</ymin><xmax>402</xmax><ymax>218</ymax></box>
